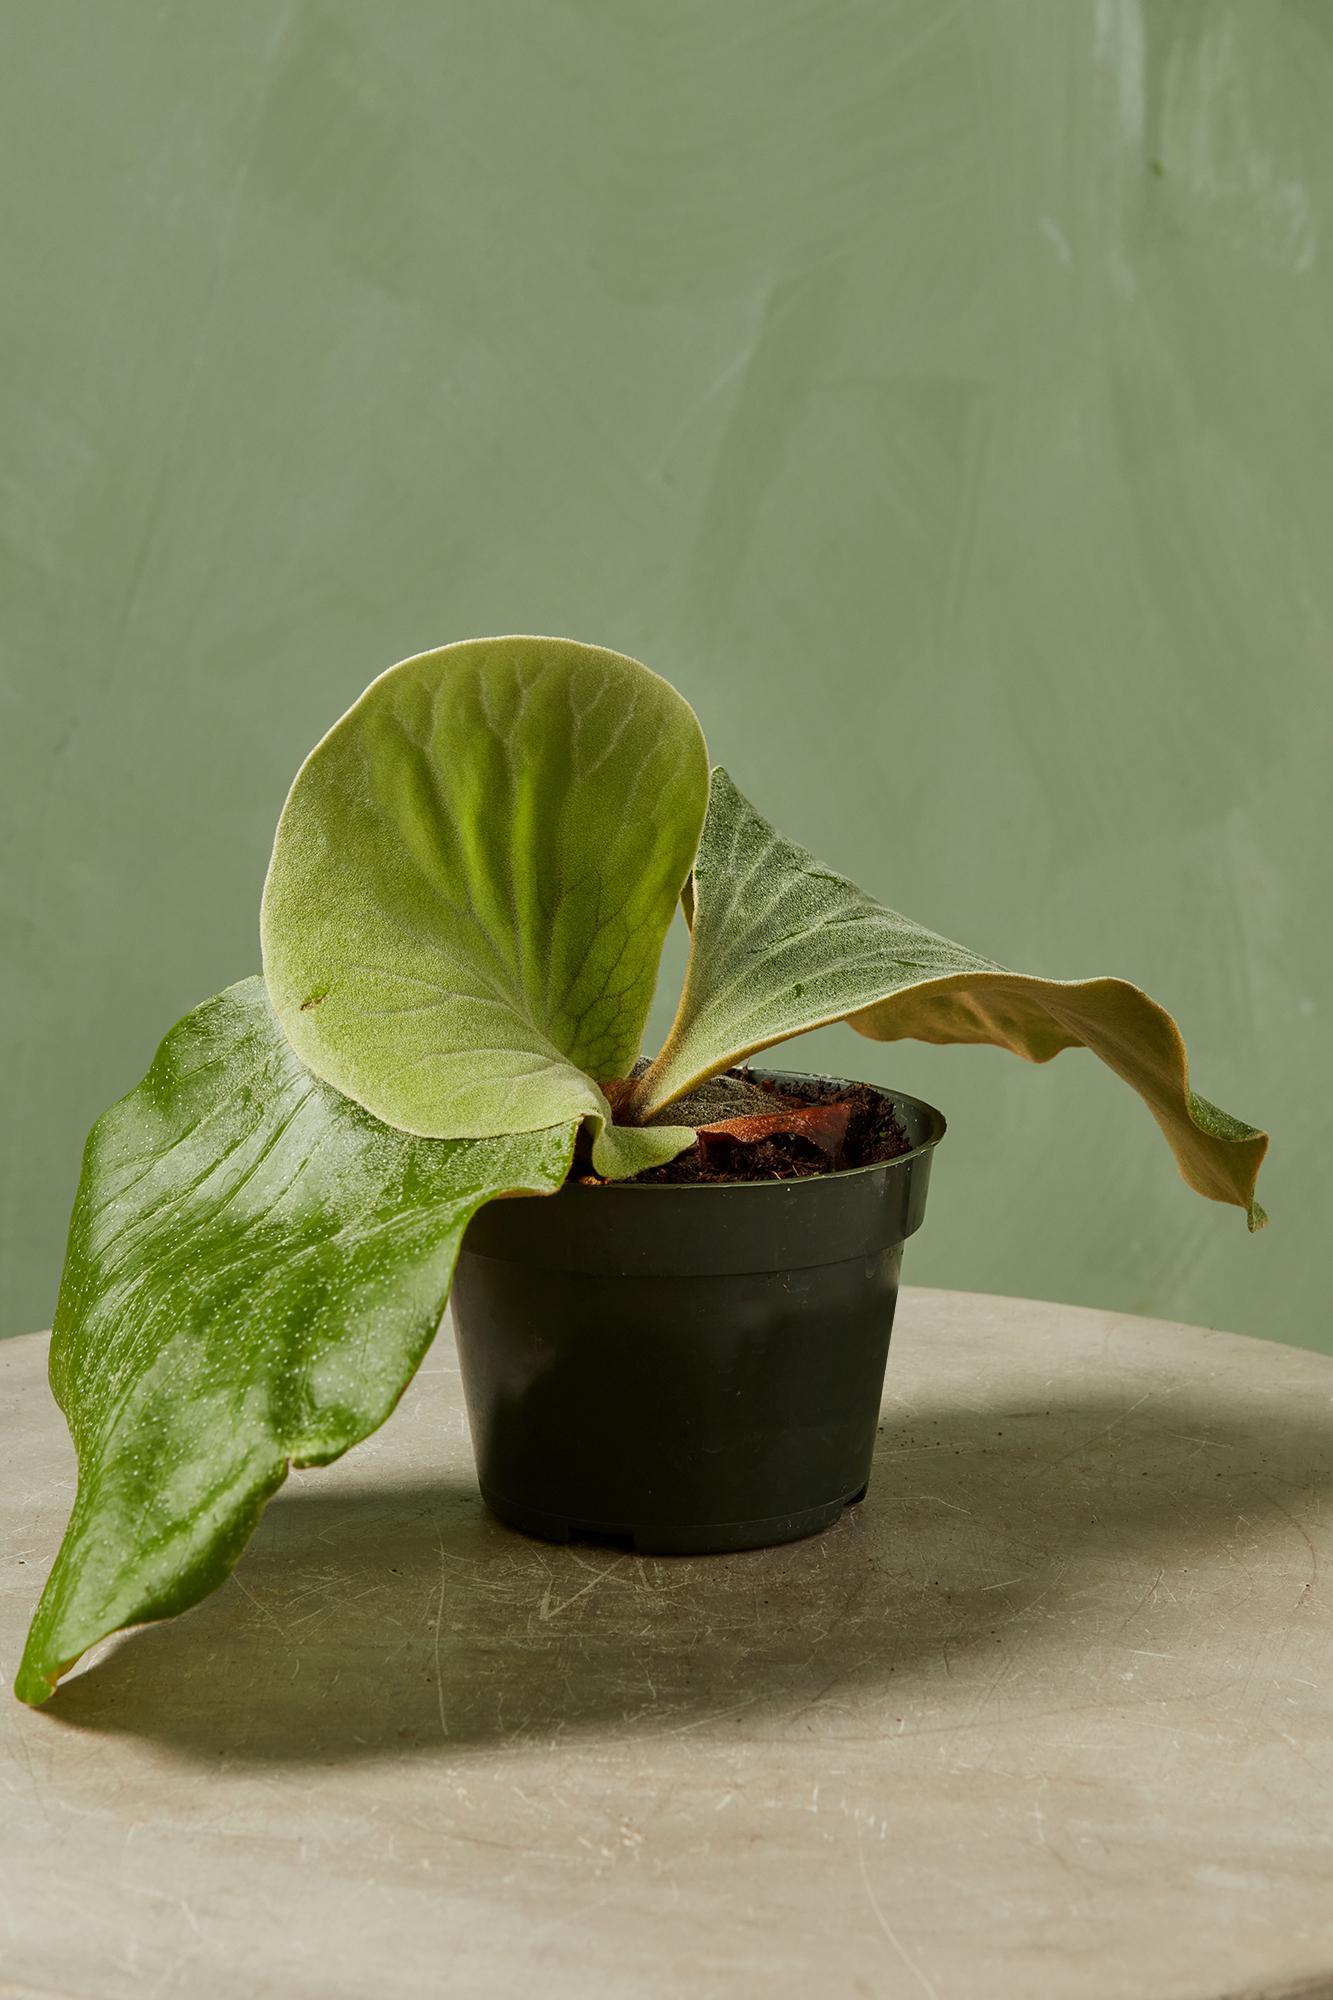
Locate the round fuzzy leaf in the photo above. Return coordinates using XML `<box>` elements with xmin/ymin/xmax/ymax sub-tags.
<box><xmin>261</xmin><ymin>637</ymin><xmax>709</xmax><ymax>1170</ymax></box>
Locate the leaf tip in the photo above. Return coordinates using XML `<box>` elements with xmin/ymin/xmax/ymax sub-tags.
<box><xmin>13</xmin><ymin>1649</ymin><xmax>62</xmax><ymax>1708</ymax></box>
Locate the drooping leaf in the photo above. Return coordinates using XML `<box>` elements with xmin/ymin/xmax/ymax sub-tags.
<box><xmin>628</xmin><ymin>769</ymin><xmax>1268</xmax><ymax>1226</ymax></box>
<box><xmin>16</xmin><ymin>977</ymin><xmax>578</xmax><ymax>1706</ymax></box>
<box><xmin>260</xmin><ymin>636</ymin><xmax>706</xmax><ymax>1178</ymax></box>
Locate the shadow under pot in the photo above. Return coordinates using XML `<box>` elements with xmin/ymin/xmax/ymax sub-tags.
<box><xmin>451</xmin><ymin>1074</ymin><xmax>946</xmax><ymax>1556</ymax></box>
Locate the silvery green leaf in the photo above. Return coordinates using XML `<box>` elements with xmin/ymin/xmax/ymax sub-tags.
<box><xmin>630</xmin><ymin>770</ymin><xmax>1268</xmax><ymax>1226</ymax></box>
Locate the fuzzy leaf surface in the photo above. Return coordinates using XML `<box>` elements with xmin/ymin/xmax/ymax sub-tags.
<box><xmin>16</xmin><ymin>977</ymin><xmax>577</xmax><ymax>1706</ymax></box>
<box><xmin>631</xmin><ymin>770</ymin><xmax>1268</xmax><ymax>1225</ymax></box>
<box><xmin>261</xmin><ymin>636</ymin><xmax>706</xmax><ymax>1176</ymax></box>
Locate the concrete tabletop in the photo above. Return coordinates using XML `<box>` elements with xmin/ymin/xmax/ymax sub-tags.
<box><xmin>3</xmin><ymin>1289</ymin><xmax>1331</xmax><ymax>2000</ymax></box>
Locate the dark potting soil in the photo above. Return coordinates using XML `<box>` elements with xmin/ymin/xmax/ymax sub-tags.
<box><xmin>579</xmin><ymin>1072</ymin><xmax>912</xmax><ymax>1186</ymax></box>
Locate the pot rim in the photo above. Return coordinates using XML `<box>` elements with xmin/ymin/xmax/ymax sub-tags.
<box><xmin>599</xmin><ymin>1069</ymin><xmax>947</xmax><ymax>1191</ymax></box>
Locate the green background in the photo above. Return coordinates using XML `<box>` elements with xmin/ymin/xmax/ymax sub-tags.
<box><xmin>3</xmin><ymin>4</ymin><xmax>1327</xmax><ymax>1349</ymax></box>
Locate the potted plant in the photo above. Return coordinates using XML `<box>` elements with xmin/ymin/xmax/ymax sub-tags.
<box><xmin>15</xmin><ymin>636</ymin><xmax>1267</xmax><ymax>1705</ymax></box>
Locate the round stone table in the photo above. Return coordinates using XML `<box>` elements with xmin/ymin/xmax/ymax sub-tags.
<box><xmin>3</xmin><ymin>1290</ymin><xmax>1331</xmax><ymax>2000</ymax></box>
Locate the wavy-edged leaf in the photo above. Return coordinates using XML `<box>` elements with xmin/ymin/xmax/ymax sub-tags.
<box><xmin>260</xmin><ymin>636</ymin><xmax>706</xmax><ymax>1178</ymax></box>
<box><xmin>16</xmin><ymin>977</ymin><xmax>577</xmax><ymax>1707</ymax></box>
<box><xmin>630</xmin><ymin>769</ymin><xmax>1268</xmax><ymax>1226</ymax></box>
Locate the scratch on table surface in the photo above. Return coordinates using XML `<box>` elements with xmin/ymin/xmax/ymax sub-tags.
<box><xmin>1255</xmin><ymin>1486</ymin><xmax>1321</xmax><ymax>1608</ymax></box>
<box><xmin>1115</xmin><ymin>1564</ymin><xmax>1166</xmax><ymax>1636</ymax></box>
<box><xmin>431</xmin><ymin>1522</ymin><xmax>449</xmax><ymax>1739</ymax></box>
<box><xmin>4</xmin><ymin>1711</ymin><xmax>52</xmax><ymax>1832</ymax></box>
<box><xmin>1032</xmin><ymin>1388</ymin><xmax>1166</xmax><ymax>1479</ymax></box>
<box><xmin>230</xmin><ymin>1572</ymin><xmax>288</xmax><ymax>1637</ymax></box>
<box><xmin>671</xmin><ymin>1695</ymin><xmax>765</xmax><ymax>1736</ymax></box>
<box><xmin>538</xmin><ymin>1553</ymin><xmax>630</xmax><ymax>1621</ymax></box>
<box><xmin>992</xmin><ymin>1556</ymin><xmax>1070</xmax><ymax>1627</ymax></box>
<box><xmin>857</xmin><ymin>1833</ymin><xmax>940</xmax><ymax>2000</ymax></box>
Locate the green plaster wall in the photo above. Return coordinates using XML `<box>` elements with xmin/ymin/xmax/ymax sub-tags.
<box><xmin>3</xmin><ymin>4</ymin><xmax>1327</xmax><ymax>1347</ymax></box>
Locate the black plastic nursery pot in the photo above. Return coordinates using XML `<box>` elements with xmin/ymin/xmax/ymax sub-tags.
<box><xmin>451</xmin><ymin>1074</ymin><xmax>946</xmax><ymax>1556</ymax></box>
